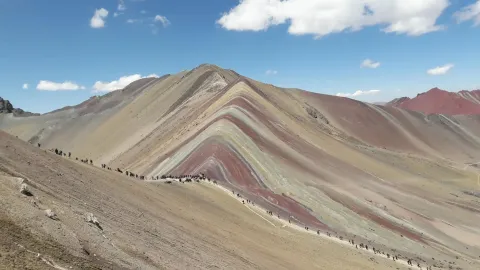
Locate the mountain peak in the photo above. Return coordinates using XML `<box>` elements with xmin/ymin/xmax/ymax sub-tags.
<box><xmin>0</xmin><ymin>96</ymin><xmax>39</xmax><ymax>116</ymax></box>
<box><xmin>428</xmin><ymin>87</ymin><xmax>444</xmax><ymax>92</ymax></box>
<box><xmin>0</xmin><ymin>97</ymin><xmax>14</xmax><ymax>113</ymax></box>
<box><xmin>388</xmin><ymin>88</ymin><xmax>480</xmax><ymax>115</ymax></box>
<box><xmin>416</xmin><ymin>87</ymin><xmax>447</xmax><ymax>97</ymax></box>
<box><xmin>386</xmin><ymin>96</ymin><xmax>410</xmax><ymax>107</ymax></box>
<box><xmin>195</xmin><ymin>63</ymin><xmax>223</xmax><ymax>71</ymax></box>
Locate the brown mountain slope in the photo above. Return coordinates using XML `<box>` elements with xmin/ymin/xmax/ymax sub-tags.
<box><xmin>0</xmin><ymin>130</ymin><xmax>409</xmax><ymax>270</ymax></box>
<box><xmin>1</xmin><ymin>64</ymin><xmax>480</xmax><ymax>269</ymax></box>
<box><xmin>387</xmin><ymin>88</ymin><xmax>480</xmax><ymax>115</ymax></box>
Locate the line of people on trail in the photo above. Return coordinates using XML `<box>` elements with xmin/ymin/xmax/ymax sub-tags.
<box><xmin>46</xmin><ymin>146</ymin><xmax>217</xmax><ymax>183</ymax></box>
<box><xmin>234</xmin><ymin>191</ymin><xmax>255</xmax><ymax>207</ymax></box>
<box><xmin>232</xmin><ymin>186</ymin><xmax>432</xmax><ymax>270</ymax></box>
<box><xmin>157</xmin><ymin>174</ymin><xmax>209</xmax><ymax>182</ymax></box>
<box><xmin>45</xmin><ymin>144</ymin><xmax>434</xmax><ymax>270</ymax></box>
<box><xmin>52</xmin><ymin>148</ymin><xmax>93</xmax><ymax>165</ymax></box>
<box><xmin>48</xmin><ymin>147</ymin><xmax>141</xmax><ymax>177</ymax></box>
<box><xmin>163</xmin><ymin>174</ymin><xmax>218</xmax><ymax>185</ymax></box>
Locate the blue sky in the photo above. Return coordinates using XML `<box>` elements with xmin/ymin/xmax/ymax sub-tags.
<box><xmin>1</xmin><ymin>0</ymin><xmax>480</xmax><ymax>113</ymax></box>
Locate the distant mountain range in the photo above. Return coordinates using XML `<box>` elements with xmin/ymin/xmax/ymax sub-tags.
<box><xmin>0</xmin><ymin>96</ymin><xmax>39</xmax><ymax>117</ymax></box>
<box><xmin>387</xmin><ymin>88</ymin><xmax>480</xmax><ymax>115</ymax></box>
<box><xmin>4</xmin><ymin>85</ymin><xmax>480</xmax><ymax>118</ymax></box>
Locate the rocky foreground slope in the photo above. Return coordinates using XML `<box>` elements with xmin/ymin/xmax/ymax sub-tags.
<box><xmin>1</xmin><ymin>64</ymin><xmax>480</xmax><ymax>269</ymax></box>
<box><xmin>0</xmin><ymin>131</ymin><xmax>409</xmax><ymax>270</ymax></box>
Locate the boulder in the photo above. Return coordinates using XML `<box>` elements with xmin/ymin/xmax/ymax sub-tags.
<box><xmin>45</xmin><ymin>209</ymin><xmax>57</xmax><ymax>220</ymax></box>
<box><xmin>20</xmin><ymin>183</ymin><xmax>33</xmax><ymax>196</ymax></box>
<box><xmin>85</xmin><ymin>213</ymin><xmax>102</xmax><ymax>230</ymax></box>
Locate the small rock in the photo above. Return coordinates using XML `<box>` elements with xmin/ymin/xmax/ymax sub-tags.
<box><xmin>85</xmin><ymin>213</ymin><xmax>103</xmax><ymax>230</ymax></box>
<box><xmin>85</xmin><ymin>213</ymin><xmax>98</xmax><ymax>224</ymax></box>
<box><xmin>45</xmin><ymin>209</ymin><xmax>57</xmax><ymax>220</ymax></box>
<box><xmin>31</xmin><ymin>199</ymin><xmax>39</xmax><ymax>208</ymax></box>
<box><xmin>20</xmin><ymin>183</ymin><xmax>33</xmax><ymax>196</ymax></box>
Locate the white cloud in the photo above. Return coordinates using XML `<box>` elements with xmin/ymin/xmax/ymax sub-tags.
<box><xmin>453</xmin><ymin>0</ymin><xmax>480</xmax><ymax>26</ymax></box>
<box><xmin>336</xmin><ymin>89</ymin><xmax>381</xmax><ymax>97</ymax></box>
<box><xmin>140</xmin><ymin>10</ymin><xmax>147</xmax><ymax>14</ymax></box>
<box><xmin>361</xmin><ymin>59</ymin><xmax>381</xmax><ymax>69</ymax></box>
<box><xmin>427</xmin><ymin>64</ymin><xmax>454</xmax><ymax>75</ymax></box>
<box><xmin>265</xmin><ymin>70</ymin><xmax>278</xmax><ymax>75</ymax></box>
<box><xmin>93</xmin><ymin>74</ymin><xmax>159</xmax><ymax>92</ymax></box>
<box><xmin>90</xmin><ymin>8</ymin><xmax>109</xmax><ymax>28</ymax></box>
<box><xmin>118</xmin><ymin>0</ymin><xmax>126</xmax><ymax>11</ymax></box>
<box><xmin>37</xmin><ymin>81</ymin><xmax>85</xmax><ymax>91</ymax></box>
<box><xmin>154</xmin><ymin>15</ymin><xmax>170</xmax><ymax>27</ymax></box>
<box><xmin>217</xmin><ymin>0</ymin><xmax>449</xmax><ymax>38</ymax></box>
<box><xmin>127</xmin><ymin>18</ymin><xmax>145</xmax><ymax>24</ymax></box>
<box><xmin>114</xmin><ymin>12</ymin><xmax>123</xmax><ymax>17</ymax></box>
<box><xmin>22</xmin><ymin>83</ymin><xmax>28</xmax><ymax>89</ymax></box>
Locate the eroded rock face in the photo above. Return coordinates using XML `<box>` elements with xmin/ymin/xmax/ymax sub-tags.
<box><xmin>0</xmin><ymin>97</ymin><xmax>14</xmax><ymax>113</ymax></box>
<box><xmin>305</xmin><ymin>103</ymin><xmax>329</xmax><ymax>125</ymax></box>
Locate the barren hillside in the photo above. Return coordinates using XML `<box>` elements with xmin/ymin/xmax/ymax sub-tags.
<box><xmin>0</xmin><ymin>131</ymin><xmax>411</xmax><ymax>270</ymax></box>
<box><xmin>1</xmin><ymin>64</ymin><xmax>480</xmax><ymax>269</ymax></box>
<box><xmin>387</xmin><ymin>88</ymin><xmax>480</xmax><ymax>115</ymax></box>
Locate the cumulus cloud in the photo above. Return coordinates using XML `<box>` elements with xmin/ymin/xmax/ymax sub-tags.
<box><xmin>453</xmin><ymin>0</ymin><xmax>480</xmax><ymax>26</ymax></box>
<box><xmin>93</xmin><ymin>74</ymin><xmax>159</xmax><ymax>92</ymax></box>
<box><xmin>22</xmin><ymin>83</ymin><xmax>28</xmax><ymax>89</ymax></box>
<box><xmin>90</xmin><ymin>8</ymin><xmax>109</xmax><ymax>28</ymax></box>
<box><xmin>154</xmin><ymin>15</ymin><xmax>170</xmax><ymax>27</ymax></box>
<box><xmin>336</xmin><ymin>90</ymin><xmax>381</xmax><ymax>97</ymax></box>
<box><xmin>361</xmin><ymin>59</ymin><xmax>381</xmax><ymax>69</ymax></box>
<box><xmin>37</xmin><ymin>81</ymin><xmax>85</xmax><ymax>91</ymax></box>
<box><xmin>265</xmin><ymin>70</ymin><xmax>278</xmax><ymax>75</ymax></box>
<box><xmin>217</xmin><ymin>0</ymin><xmax>449</xmax><ymax>38</ymax></box>
<box><xmin>427</xmin><ymin>64</ymin><xmax>454</xmax><ymax>75</ymax></box>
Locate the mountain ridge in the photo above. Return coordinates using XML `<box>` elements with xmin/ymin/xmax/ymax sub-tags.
<box><xmin>387</xmin><ymin>87</ymin><xmax>480</xmax><ymax>115</ymax></box>
<box><xmin>0</xmin><ymin>96</ymin><xmax>39</xmax><ymax>117</ymax></box>
<box><xmin>1</xmin><ymin>63</ymin><xmax>480</xmax><ymax>269</ymax></box>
